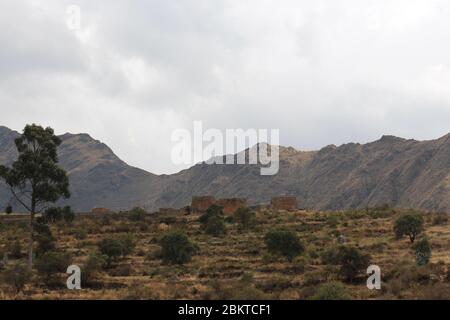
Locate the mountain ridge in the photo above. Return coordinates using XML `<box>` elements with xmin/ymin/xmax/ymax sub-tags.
<box><xmin>0</xmin><ymin>125</ymin><xmax>449</xmax><ymax>212</ymax></box>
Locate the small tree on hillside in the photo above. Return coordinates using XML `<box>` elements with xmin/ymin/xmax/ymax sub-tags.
<box><xmin>205</xmin><ymin>215</ymin><xmax>227</xmax><ymax>237</ymax></box>
<box><xmin>199</xmin><ymin>205</ymin><xmax>224</xmax><ymax>227</ymax></box>
<box><xmin>413</xmin><ymin>238</ymin><xmax>431</xmax><ymax>266</ymax></box>
<box><xmin>264</xmin><ymin>229</ymin><xmax>304</xmax><ymax>261</ymax></box>
<box><xmin>159</xmin><ymin>230</ymin><xmax>198</xmax><ymax>265</ymax></box>
<box><xmin>1</xmin><ymin>262</ymin><xmax>31</xmax><ymax>293</ymax></box>
<box><xmin>0</xmin><ymin>124</ymin><xmax>70</xmax><ymax>268</ymax></box>
<box><xmin>234</xmin><ymin>207</ymin><xmax>256</xmax><ymax>230</ymax></box>
<box><xmin>336</xmin><ymin>246</ymin><xmax>370</xmax><ymax>283</ymax></box>
<box><xmin>394</xmin><ymin>212</ymin><xmax>424</xmax><ymax>243</ymax></box>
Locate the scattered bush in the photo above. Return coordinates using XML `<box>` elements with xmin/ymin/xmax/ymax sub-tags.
<box><xmin>205</xmin><ymin>215</ymin><xmax>227</xmax><ymax>237</ymax></box>
<box><xmin>159</xmin><ymin>230</ymin><xmax>198</xmax><ymax>265</ymax></box>
<box><xmin>5</xmin><ymin>205</ymin><xmax>13</xmax><ymax>214</ymax></box>
<box><xmin>34</xmin><ymin>222</ymin><xmax>56</xmax><ymax>256</ymax></box>
<box><xmin>413</xmin><ymin>238</ymin><xmax>431</xmax><ymax>266</ymax></box>
<box><xmin>82</xmin><ymin>252</ymin><xmax>107</xmax><ymax>285</ymax></box>
<box><xmin>2</xmin><ymin>262</ymin><xmax>31</xmax><ymax>293</ymax></box>
<box><xmin>264</xmin><ymin>229</ymin><xmax>304</xmax><ymax>261</ymax></box>
<box><xmin>199</xmin><ymin>205</ymin><xmax>224</xmax><ymax>227</ymax></box>
<box><xmin>234</xmin><ymin>207</ymin><xmax>256</xmax><ymax>230</ymax></box>
<box><xmin>35</xmin><ymin>251</ymin><xmax>71</xmax><ymax>284</ymax></box>
<box><xmin>367</xmin><ymin>204</ymin><xmax>394</xmax><ymax>219</ymax></box>
<box><xmin>311</xmin><ymin>281</ymin><xmax>351</xmax><ymax>300</ymax></box>
<box><xmin>128</xmin><ymin>207</ymin><xmax>146</xmax><ymax>221</ymax></box>
<box><xmin>43</xmin><ymin>206</ymin><xmax>75</xmax><ymax>224</ymax></box>
<box><xmin>394</xmin><ymin>212</ymin><xmax>424</xmax><ymax>243</ymax></box>
<box><xmin>98</xmin><ymin>234</ymin><xmax>135</xmax><ymax>267</ymax></box>
<box><xmin>320</xmin><ymin>246</ymin><xmax>340</xmax><ymax>265</ymax></box>
<box><xmin>336</xmin><ymin>246</ymin><xmax>370</xmax><ymax>282</ymax></box>
<box><xmin>432</xmin><ymin>213</ymin><xmax>448</xmax><ymax>226</ymax></box>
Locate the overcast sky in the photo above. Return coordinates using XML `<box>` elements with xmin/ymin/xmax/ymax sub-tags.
<box><xmin>1</xmin><ymin>0</ymin><xmax>450</xmax><ymax>174</ymax></box>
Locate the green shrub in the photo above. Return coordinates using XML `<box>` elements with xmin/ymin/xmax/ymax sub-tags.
<box><xmin>62</xmin><ymin>206</ymin><xmax>75</xmax><ymax>223</ymax></box>
<box><xmin>2</xmin><ymin>262</ymin><xmax>31</xmax><ymax>293</ymax></box>
<box><xmin>311</xmin><ymin>281</ymin><xmax>351</xmax><ymax>300</ymax></box>
<box><xmin>43</xmin><ymin>207</ymin><xmax>63</xmax><ymax>223</ymax></box>
<box><xmin>82</xmin><ymin>252</ymin><xmax>107</xmax><ymax>285</ymax></box>
<box><xmin>234</xmin><ymin>207</ymin><xmax>256</xmax><ymax>230</ymax></box>
<box><xmin>98</xmin><ymin>235</ymin><xmax>135</xmax><ymax>267</ymax></box>
<box><xmin>5</xmin><ymin>205</ymin><xmax>13</xmax><ymax>214</ymax></box>
<box><xmin>264</xmin><ymin>229</ymin><xmax>304</xmax><ymax>261</ymax></box>
<box><xmin>205</xmin><ymin>215</ymin><xmax>227</xmax><ymax>237</ymax></box>
<box><xmin>35</xmin><ymin>251</ymin><xmax>71</xmax><ymax>283</ymax></box>
<box><xmin>34</xmin><ymin>222</ymin><xmax>56</xmax><ymax>256</ymax></box>
<box><xmin>336</xmin><ymin>246</ymin><xmax>370</xmax><ymax>282</ymax></box>
<box><xmin>199</xmin><ymin>205</ymin><xmax>224</xmax><ymax>227</ymax></box>
<box><xmin>367</xmin><ymin>204</ymin><xmax>394</xmax><ymax>219</ymax></box>
<box><xmin>320</xmin><ymin>246</ymin><xmax>341</xmax><ymax>265</ymax></box>
<box><xmin>394</xmin><ymin>212</ymin><xmax>424</xmax><ymax>243</ymax></box>
<box><xmin>128</xmin><ymin>207</ymin><xmax>146</xmax><ymax>221</ymax></box>
<box><xmin>159</xmin><ymin>230</ymin><xmax>198</xmax><ymax>265</ymax></box>
<box><xmin>43</xmin><ymin>206</ymin><xmax>74</xmax><ymax>224</ymax></box>
<box><xmin>413</xmin><ymin>238</ymin><xmax>431</xmax><ymax>266</ymax></box>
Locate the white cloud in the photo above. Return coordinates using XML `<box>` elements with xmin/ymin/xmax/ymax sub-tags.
<box><xmin>0</xmin><ymin>0</ymin><xmax>449</xmax><ymax>173</ymax></box>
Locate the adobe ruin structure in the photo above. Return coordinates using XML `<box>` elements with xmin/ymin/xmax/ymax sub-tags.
<box><xmin>270</xmin><ymin>196</ymin><xmax>298</xmax><ymax>211</ymax></box>
<box><xmin>191</xmin><ymin>196</ymin><xmax>216</xmax><ymax>212</ymax></box>
<box><xmin>216</xmin><ymin>198</ymin><xmax>247</xmax><ymax>215</ymax></box>
<box><xmin>191</xmin><ymin>196</ymin><xmax>247</xmax><ymax>215</ymax></box>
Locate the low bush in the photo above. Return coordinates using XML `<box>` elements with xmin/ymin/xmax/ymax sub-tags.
<box><xmin>264</xmin><ymin>229</ymin><xmax>304</xmax><ymax>261</ymax></box>
<box><xmin>159</xmin><ymin>230</ymin><xmax>198</xmax><ymax>265</ymax></box>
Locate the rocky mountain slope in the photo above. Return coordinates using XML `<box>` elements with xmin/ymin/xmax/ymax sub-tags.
<box><xmin>0</xmin><ymin>125</ymin><xmax>449</xmax><ymax>212</ymax></box>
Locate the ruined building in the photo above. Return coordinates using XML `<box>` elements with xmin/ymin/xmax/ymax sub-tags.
<box><xmin>270</xmin><ymin>196</ymin><xmax>298</xmax><ymax>211</ymax></box>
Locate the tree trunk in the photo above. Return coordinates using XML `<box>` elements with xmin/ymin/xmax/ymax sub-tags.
<box><xmin>28</xmin><ymin>198</ymin><xmax>36</xmax><ymax>269</ymax></box>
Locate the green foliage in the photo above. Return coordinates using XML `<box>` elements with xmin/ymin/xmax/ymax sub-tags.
<box><xmin>320</xmin><ymin>246</ymin><xmax>341</xmax><ymax>265</ymax></box>
<box><xmin>82</xmin><ymin>252</ymin><xmax>108</xmax><ymax>285</ymax></box>
<box><xmin>367</xmin><ymin>204</ymin><xmax>395</xmax><ymax>219</ymax></box>
<box><xmin>5</xmin><ymin>205</ymin><xmax>13</xmax><ymax>214</ymax></box>
<box><xmin>205</xmin><ymin>215</ymin><xmax>227</xmax><ymax>237</ymax></box>
<box><xmin>43</xmin><ymin>206</ymin><xmax>75</xmax><ymax>224</ymax></box>
<box><xmin>394</xmin><ymin>212</ymin><xmax>424</xmax><ymax>243</ymax></box>
<box><xmin>35</xmin><ymin>251</ymin><xmax>71</xmax><ymax>282</ymax></box>
<box><xmin>128</xmin><ymin>207</ymin><xmax>146</xmax><ymax>221</ymax></box>
<box><xmin>413</xmin><ymin>238</ymin><xmax>431</xmax><ymax>266</ymax></box>
<box><xmin>311</xmin><ymin>281</ymin><xmax>351</xmax><ymax>300</ymax></box>
<box><xmin>1</xmin><ymin>262</ymin><xmax>32</xmax><ymax>293</ymax></box>
<box><xmin>264</xmin><ymin>229</ymin><xmax>304</xmax><ymax>261</ymax></box>
<box><xmin>43</xmin><ymin>207</ymin><xmax>63</xmax><ymax>223</ymax></box>
<box><xmin>98</xmin><ymin>234</ymin><xmax>135</xmax><ymax>267</ymax></box>
<box><xmin>234</xmin><ymin>207</ymin><xmax>256</xmax><ymax>230</ymax></box>
<box><xmin>62</xmin><ymin>206</ymin><xmax>75</xmax><ymax>223</ymax></box>
<box><xmin>336</xmin><ymin>246</ymin><xmax>370</xmax><ymax>282</ymax></box>
<box><xmin>0</xmin><ymin>124</ymin><xmax>70</xmax><ymax>267</ymax></box>
<box><xmin>199</xmin><ymin>205</ymin><xmax>224</xmax><ymax>227</ymax></box>
<box><xmin>159</xmin><ymin>230</ymin><xmax>198</xmax><ymax>265</ymax></box>
<box><xmin>199</xmin><ymin>204</ymin><xmax>227</xmax><ymax>236</ymax></box>
<box><xmin>34</xmin><ymin>222</ymin><xmax>56</xmax><ymax>256</ymax></box>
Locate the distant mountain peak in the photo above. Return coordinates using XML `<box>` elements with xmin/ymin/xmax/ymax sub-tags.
<box><xmin>1</xmin><ymin>125</ymin><xmax>450</xmax><ymax>212</ymax></box>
